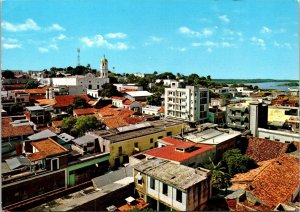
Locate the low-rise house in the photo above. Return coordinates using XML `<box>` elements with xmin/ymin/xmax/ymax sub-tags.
<box><xmin>133</xmin><ymin>158</ymin><xmax>211</xmax><ymax>211</ymax></box>
<box><xmin>257</xmin><ymin>127</ymin><xmax>300</xmax><ymax>142</ymax></box>
<box><xmin>53</xmin><ymin>95</ymin><xmax>90</xmax><ymax>113</ymax></box>
<box><xmin>52</xmin><ymin>120</ymin><xmax>63</xmax><ymax>132</ymax></box>
<box><xmin>226</xmin><ymin>154</ymin><xmax>300</xmax><ymax>211</ymax></box>
<box><xmin>143</xmin><ymin>137</ymin><xmax>216</xmax><ymax>167</ymax></box>
<box><xmin>25</xmin><ymin>105</ymin><xmax>51</xmax><ymax>128</ymax></box>
<box><xmin>124</xmin><ymin>91</ymin><xmax>153</xmax><ymax>101</ymax></box>
<box><xmin>245</xmin><ymin>136</ymin><xmax>290</xmax><ymax>162</ymax></box>
<box><xmin>73</xmin><ymin>108</ymin><xmax>96</xmax><ymax>117</ymax></box>
<box><xmin>2</xmin><ymin>118</ymin><xmax>34</xmax><ymax>155</ymax></box>
<box><xmin>184</xmin><ymin>128</ymin><xmax>241</xmax><ymax>160</ymax></box>
<box><xmin>142</xmin><ymin>105</ymin><xmax>163</xmax><ymax>116</ymax></box>
<box><xmin>72</xmin><ymin>134</ymin><xmax>99</xmax><ymax>155</ymax></box>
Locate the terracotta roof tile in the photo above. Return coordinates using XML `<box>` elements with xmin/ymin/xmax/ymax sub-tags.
<box><xmin>36</xmin><ymin>99</ymin><xmax>56</xmax><ymax>106</ymax></box>
<box><xmin>24</xmin><ymin>87</ymin><xmax>47</xmax><ymax>94</ymax></box>
<box><xmin>111</xmin><ymin>96</ymin><xmax>126</xmax><ymax>101</ymax></box>
<box><xmin>123</xmin><ymin>99</ymin><xmax>133</xmax><ymax>105</ymax></box>
<box><xmin>52</xmin><ymin>120</ymin><xmax>63</xmax><ymax>128</ymax></box>
<box><xmin>2</xmin><ymin>118</ymin><xmax>34</xmax><ymax>138</ymax></box>
<box><xmin>54</xmin><ymin>95</ymin><xmax>90</xmax><ymax>108</ymax></box>
<box><xmin>28</xmin><ymin>138</ymin><xmax>68</xmax><ymax>161</ymax></box>
<box><xmin>245</xmin><ymin>136</ymin><xmax>289</xmax><ymax>162</ymax></box>
<box><xmin>73</xmin><ymin>108</ymin><xmax>96</xmax><ymax>116</ymax></box>
<box><xmin>230</xmin><ymin>154</ymin><xmax>300</xmax><ymax>210</ymax></box>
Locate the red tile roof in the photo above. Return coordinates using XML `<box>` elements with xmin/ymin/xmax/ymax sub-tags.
<box><xmin>231</xmin><ymin>154</ymin><xmax>300</xmax><ymax>210</ymax></box>
<box><xmin>54</xmin><ymin>95</ymin><xmax>90</xmax><ymax>108</ymax></box>
<box><xmin>246</xmin><ymin>136</ymin><xmax>289</xmax><ymax>162</ymax></box>
<box><xmin>111</xmin><ymin>96</ymin><xmax>126</xmax><ymax>101</ymax></box>
<box><xmin>144</xmin><ymin>137</ymin><xmax>215</xmax><ymax>162</ymax></box>
<box><xmin>123</xmin><ymin>99</ymin><xmax>133</xmax><ymax>105</ymax></box>
<box><xmin>2</xmin><ymin>118</ymin><xmax>34</xmax><ymax>138</ymax></box>
<box><xmin>118</xmin><ymin>198</ymin><xmax>149</xmax><ymax>211</ymax></box>
<box><xmin>36</xmin><ymin>99</ymin><xmax>56</xmax><ymax>106</ymax></box>
<box><xmin>52</xmin><ymin>120</ymin><xmax>63</xmax><ymax>128</ymax></box>
<box><xmin>28</xmin><ymin>138</ymin><xmax>68</xmax><ymax>161</ymax></box>
<box><xmin>158</xmin><ymin>107</ymin><xmax>164</xmax><ymax>113</ymax></box>
<box><xmin>73</xmin><ymin>108</ymin><xmax>96</xmax><ymax>116</ymax></box>
<box><xmin>24</xmin><ymin>87</ymin><xmax>48</xmax><ymax>94</ymax></box>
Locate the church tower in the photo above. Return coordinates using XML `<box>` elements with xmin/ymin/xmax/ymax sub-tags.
<box><xmin>100</xmin><ymin>55</ymin><xmax>108</xmax><ymax>78</ymax></box>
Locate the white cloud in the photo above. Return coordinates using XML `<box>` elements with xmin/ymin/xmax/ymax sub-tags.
<box><xmin>46</xmin><ymin>24</ymin><xmax>65</xmax><ymax>31</ymax></box>
<box><xmin>2</xmin><ymin>18</ymin><xmax>40</xmax><ymax>32</ymax></box>
<box><xmin>207</xmin><ymin>48</ymin><xmax>212</xmax><ymax>53</ymax></box>
<box><xmin>251</xmin><ymin>37</ymin><xmax>266</xmax><ymax>49</ymax></box>
<box><xmin>80</xmin><ymin>37</ymin><xmax>94</xmax><ymax>47</ymax></box>
<box><xmin>52</xmin><ymin>34</ymin><xmax>67</xmax><ymax>41</ymax></box>
<box><xmin>38</xmin><ymin>47</ymin><xmax>49</xmax><ymax>53</ymax></box>
<box><xmin>105</xmin><ymin>32</ymin><xmax>127</xmax><ymax>39</ymax></box>
<box><xmin>178</xmin><ymin>26</ymin><xmax>214</xmax><ymax>37</ymax></box>
<box><xmin>221</xmin><ymin>42</ymin><xmax>233</xmax><ymax>47</ymax></box>
<box><xmin>3</xmin><ymin>43</ymin><xmax>22</xmax><ymax>49</ymax></box>
<box><xmin>144</xmin><ymin>36</ymin><xmax>163</xmax><ymax>46</ymax></box>
<box><xmin>218</xmin><ymin>15</ymin><xmax>230</xmax><ymax>23</ymax></box>
<box><xmin>150</xmin><ymin>36</ymin><xmax>162</xmax><ymax>43</ymax></box>
<box><xmin>49</xmin><ymin>44</ymin><xmax>58</xmax><ymax>50</ymax></box>
<box><xmin>170</xmin><ymin>46</ymin><xmax>187</xmax><ymax>52</ymax></box>
<box><xmin>80</xmin><ymin>34</ymin><xmax>128</xmax><ymax>50</ymax></box>
<box><xmin>273</xmin><ymin>41</ymin><xmax>291</xmax><ymax>49</ymax></box>
<box><xmin>260</xmin><ymin>26</ymin><xmax>272</xmax><ymax>34</ymax></box>
<box><xmin>3</xmin><ymin>37</ymin><xmax>22</xmax><ymax>49</ymax></box>
<box><xmin>192</xmin><ymin>41</ymin><xmax>218</xmax><ymax>47</ymax></box>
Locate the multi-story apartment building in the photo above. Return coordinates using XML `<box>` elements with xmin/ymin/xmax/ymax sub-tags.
<box><xmin>133</xmin><ymin>158</ymin><xmax>211</xmax><ymax>211</ymax></box>
<box><xmin>226</xmin><ymin>102</ymin><xmax>268</xmax><ymax>136</ymax></box>
<box><xmin>165</xmin><ymin>84</ymin><xmax>209</xmax><ymax>124</ymax></box>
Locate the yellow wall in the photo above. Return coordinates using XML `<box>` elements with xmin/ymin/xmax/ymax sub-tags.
<box><xmin>109</xmin><ymin>124</ymin><xmax>183</xmax><ymax>167</ymax></box>
<box><xmin>268</xmin><ymin>107</ymin><xmax>294</xmax><ymax>123</ymax></box>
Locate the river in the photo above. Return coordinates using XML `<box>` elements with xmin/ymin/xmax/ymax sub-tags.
<box><xmin>245</xmin><ymin>81</ymin><xmax>299</xmax><ymax>91</ymax></box>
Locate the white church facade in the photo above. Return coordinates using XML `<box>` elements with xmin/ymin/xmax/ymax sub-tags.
<box><xmin>51</xmin><ymin>56</ymin><xmax>110</xmax><ymax>98</ymax></box>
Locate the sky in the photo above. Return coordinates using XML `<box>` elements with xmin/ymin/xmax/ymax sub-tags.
<box><xmin>1</xmin><ymin>0</ymin><xmax>299</xmax><ymax>79</ymax></box>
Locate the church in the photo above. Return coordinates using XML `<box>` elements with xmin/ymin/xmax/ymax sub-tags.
<box><xmin>51</xmin><ymin>55</ymin><xmax>110</xmax><ymax>98</ymax></box>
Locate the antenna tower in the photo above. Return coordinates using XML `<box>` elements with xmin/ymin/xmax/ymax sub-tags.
<box><xmin>77</xmin><ymin>48</ymin><xmax>80</xmax><ymax>66</ymax></box>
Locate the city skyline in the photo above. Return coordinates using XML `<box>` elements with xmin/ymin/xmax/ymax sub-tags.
<box><xmin>2</xmin><ymin>0</ymin><xmax>299</xmax><ymax>79</ymax></box>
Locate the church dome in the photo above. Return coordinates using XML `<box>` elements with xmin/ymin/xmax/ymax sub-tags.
<box><xmin>101</xmin><ymin>56</ymin><xmax>108</xmax><ymax>63</ymax></box>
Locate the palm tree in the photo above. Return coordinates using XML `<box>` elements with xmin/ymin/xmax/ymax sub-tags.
<box><xmin>209</xmin><ymin>158</ymin><xmax>231</xmax><ymax>193</ymax></box>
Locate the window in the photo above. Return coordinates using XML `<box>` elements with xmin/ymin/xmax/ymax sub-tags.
<box><xmin>118</xmin><ymin>146</ymin><xmax>122</xmax><ymax>156</ymax></box>
<box><xmin>134</xmin><ymin>142</ymin><xmax>138</xmax><ymax>148</ymax></box>
<box><xmin>150</xmin><ymin>177</ymin><xmax>155</xmax><ymax>189</ymax></box>
<box><xmin>158</xmin><ymin>136</ymin><xmax>163</xmax><ymax>139</ymax></box>
<box><xmin>88</xmin><ymin>84</ymin><xmax>92</xmax><ymax>89</ymax></box>
<box><xmin>162</xmin><ymin>183</ymin><xmax>168</xmax><ymax>196</ymax></box>
<box><xmin>150</xmin><ymin>138</ymin><xmax>153</xmax><ymax>143</ymax></box>
<box><xmin>167</xmin><ymin>131</ymin><xmax>172</xmax><ymax>136</ymax></box>
<box><xmin>97</xmin><ymin>85</ymin><xmax>100</xmax><ymax>89</ymax></box>
<box><xmin>176</xmin><ymin>189</ymin><xmax>182</xmax><ymax>202</ymax></box>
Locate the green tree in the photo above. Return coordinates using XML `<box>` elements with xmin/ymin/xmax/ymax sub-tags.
<box><xmin>74</xmin><ymin>115</ymin><xmax>100</xmax><ymax>136</ymax></box>
<box><xmin>187</xmin><ymin>73</ymin><xmax>200</xmax><ymax>85</ymax></box>
<box><xmin>207</xmin><ymin>75</ymin><xmax>212</xmax><ymax>81</ymax></box>
<box><xmin>209</xmin><ymin>158</ymin><xmax>231</xmax><ymax>192</ymax></box>
<box><xmin>25</xmin><ymin>80</ymin><xmax>39</xmax><ymax>89</ymax></box>
<box><xmin>73</xmin><ymin>97</ymin><xmax>90</xmax><ymax>109</ymax></box>
<box><xmin>157</xmin><ymin>72</ymin><xmax>176</xmax><ymax>80</ymax></box>
<box><xmin>222</xmin><ymin>149</ymin><xmax>257</xmax><ymax>177</ymax></box>
<box><xmin>147</xmin><ymin>92</ymin><xmax>162</xmax><ymax>106</ymax></box>
<box><xmin>9</xmin><ymin>103</ymin><xmax>23</xmax><ymax>114</ymax></box>
<box><xmin>2</xmin><ymin>70</ymin><xmax>15</xmax><ymax>79</ymax></box>
<box><xmin>100</xmin><ymin>83</ymin><xmax>122</xmax><ymax>97</ymax></box>
<box><xmin>61</xmin><ymin>116</ymin><xmax>77</xmax><ymax>133</ymax></box>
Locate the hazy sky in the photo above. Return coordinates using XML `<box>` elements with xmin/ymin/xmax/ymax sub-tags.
<box><xmin>2</xmin><ymin>0</ymin><xmax>299</xmax><ymax>79</ymax></box>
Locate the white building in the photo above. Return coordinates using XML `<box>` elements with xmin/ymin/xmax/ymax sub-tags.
<box><xmin>164</xmin><ymin>84</ymin><xmax>209</xmax><ymax>123</ymax></box>
<box><xmin>133</xmin><ymin>158</ymin><xmax>211</xmax><ymax>211</ymax></box>
<box><xmin>142</xmin><ymin>105</ymin><xmax>163</xmax><ymax>116</ymax></box>
<box><xmin>52</xmin><ymin>56</ymin><xmax>110</xmax><ymax>97</ymax></box>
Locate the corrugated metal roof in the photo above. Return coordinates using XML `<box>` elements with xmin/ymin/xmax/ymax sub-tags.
<box><xmin>6</xmin><ymin>156</ymin><xmax>31</xmax><ymax>170</ymax></box>
<box><xmin>28</xmin><ymin>129</ymin><xmax>57</xmax><ymax>141</ymax></box>
<box><xmin>73</xmin><ymin>134</ymin><xmax>98</xmax><ymax>145</ymax></box>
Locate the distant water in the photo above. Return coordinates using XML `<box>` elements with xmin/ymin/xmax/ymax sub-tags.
<box><xmin>245</xmin><ymin>81</ymin><xmax>299</xmax><ymax>91</ymax></box>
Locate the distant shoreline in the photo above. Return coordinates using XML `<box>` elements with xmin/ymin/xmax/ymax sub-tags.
<box><xmin>213</xmin><ymin>79</ymin><xmax>298</xmax><ymax>84</ymax></box>
<box><xmin>277</xmin><ymin>82</ymin><xmax>299</xmax><ymax>87</ymax></box>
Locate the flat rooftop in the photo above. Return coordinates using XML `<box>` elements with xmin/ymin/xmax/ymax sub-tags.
<box><xmin>133</xmin><ymin>158</ymin><xmax>210</xmax><ymax>191</ymax></box>
<box><xmin>184</xmin><ymin>128</ymin><xmax>241</xmax><ymax>145</ymax></box>
<box><xmin>91</xmin><ymin>119</ymin><xmax>183</xmax><ymax>143</ymax></box>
